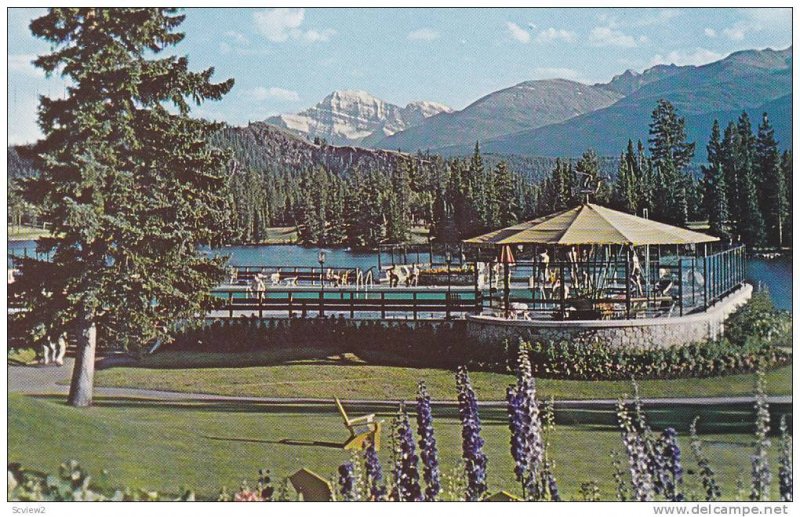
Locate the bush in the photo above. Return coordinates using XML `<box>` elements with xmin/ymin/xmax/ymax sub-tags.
<box><xmin>725</xmin><ymin>289</ymin><xmax>791</xmax><ymax>349</ymax></box>
<box><xmin>7</xmin><ymin>460</ymin><xmax>194</xmax><ymax>501</ymax></box>
<box><xmin>516</xmin><ymin>338</ymin><xmax>789</xmax><ymax>381</ymax></box>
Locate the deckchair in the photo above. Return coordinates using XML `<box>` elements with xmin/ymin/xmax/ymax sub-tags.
<box><xmin>334</xmin><ymin>397</ymin><xmax>382</xmax><ymax>451</ymax></box>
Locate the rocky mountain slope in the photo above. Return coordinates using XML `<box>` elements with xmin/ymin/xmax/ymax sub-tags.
<box><xmin>374</xmin><ymin>79</ymin><xmax>624</xmax><ymax>152</ymax></box>
<box><xmin>452</xmin><ymin>47</ymin><xmax>792</xmax><ymax>157</ymax></box>
<box><xmin>211</xmin><ymin>121</ymin><xmax>420</xmax><ymax>177</ymax></box>
<box><xmin>265</xmin><ymin>90</ymin><xmax>451</xmax><ymax>147</ymax></box>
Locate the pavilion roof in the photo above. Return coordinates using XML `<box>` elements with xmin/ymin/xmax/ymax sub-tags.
<box><xmin>463</xmin><ymin>203</ymin><xmax>720</xmax><ymax>246</ymax></box>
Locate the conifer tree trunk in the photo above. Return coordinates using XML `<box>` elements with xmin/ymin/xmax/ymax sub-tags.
<box><xmin>67</xmin><ymin>313</ymin><xmax>97</xmax><ymax>407</ymax></box>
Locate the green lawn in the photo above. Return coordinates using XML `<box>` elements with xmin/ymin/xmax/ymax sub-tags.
<box><xmin>8</xmin><ymin>393</ymin><xmax>785</xmax><ymax>501</ymax></box>
<box><xmin>263</xmin><ymin>226</ymin><xmax>298</xmax><ymax>244</ymax></box>
<box><xmin>91</xmin><ymin>349</ymin><xmax>792</xmax><ymax>401</ymax></box>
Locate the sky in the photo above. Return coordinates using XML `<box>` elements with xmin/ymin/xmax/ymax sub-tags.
<box><xmin>7</xmin><ymin>7</ymin><xmax>793</xmax><ymax>145</ymax></box>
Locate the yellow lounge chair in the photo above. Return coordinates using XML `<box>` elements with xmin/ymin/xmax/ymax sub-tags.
<box><xmin>334</xmin><ymin>397</ymin><xmax>382</xmax><ymax>451</ymax></box>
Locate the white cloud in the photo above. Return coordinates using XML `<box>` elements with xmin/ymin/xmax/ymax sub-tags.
<box><xmin>300</xmin><ymin>29</ymin><xmax>335</xmax><ymax>43</ymax></box>
<box><xmin>638</xmin><ymin>35</ymin><xmax>650</xmax><ymax>44</ymax></box>
<box><xmin>225</xmin><ymin>31</ymin><xmax>249</xmax><ymax>45</ymax></box>
<box><xmin>245</xmin><ymin>86</ymin><xmax>300</xmax><ymax>102</ymax></box>
<box><xmin>253</xmin><ymin>8</ymin><xmax>334</xmax><ymax>43</ymax></box>
<box><xmin>506</xmin><ymin>22</ymin><xmax>531</xmax><ymax>43</ymax></box>
<box><xmin>589</xmin><ymin>27</ymin><xmax>637</xmax><ymax>47</ymax></box>
<box><xmin>648</xmin><ymin>48</ymin><xmax>724</xmax><ymax>67</ymax></box>
<box><xmin>722</xmin><ymin>8</ymin><xmax>791</xmax><ymax>41</ymax></box>
<box><xmin>535</xmin><ymin>27</ymin><xmax>576</xmax><ymax>43</ymax></box>
<box><xmin>704</xmin><ymin>28</ymin><xmax>717</xmax><ymax>38</ymax></box>
<box><xmin>532</xmin><ymin>67</ymin><xmax>580</xmax><ymax>80</ymax></box>
<box><xmin>8</xmin><ymin>54</ymin><xmax>43</xmax><ymax>78</ymax></box>
<box><xmin>639</xmin><ymin>9</ymin><xmax>682</xmax><ymax>26</ymax></box>
<box><xmin>407</xmin><ymin>27</ymin><xmax>440</xmax><ymax>41</ymax></box>
<box><xmin>723</xmin><ymin>26</ymin><xmax>745</xmax><ymax>41</ymax></box>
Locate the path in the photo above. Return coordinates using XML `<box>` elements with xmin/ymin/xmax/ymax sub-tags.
<box><xmin>8</xmin><ymin>357</ymin><xmax>791</xmax><ymax>408</ymax></box>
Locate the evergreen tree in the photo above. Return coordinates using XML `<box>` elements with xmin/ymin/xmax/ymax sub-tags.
<box><xmin>648</xmin><ymin>100</ymin><xmax>695</xmax><ymax>225</ymax></box>
<box><xmin>755</xmin><ymin>113</ymin><xmax>787</xmax><ymax>247</ymax></box>
<box><xmin>780</xmin><ymin>150</ymin><xmax>792</xmax><ymax>246</ymax></box>
<box><xmin>493</xmin><ymin>161</ymin><xmax>518</xmax><ymax>227</ymax></box>
<box><xmin>721</xmin><ymin>122</ymin><xmax>742</xmax><ymax>229</ymax></box>
<box><xmin>614</xmin><ymin>140</ymin><xmax>639</xmax><ymax>213</ymax></box>
<box><xmin>299</xmin><ymin>167</ymin><xmax>328</xmax><ymax>245</ymax></box>
<box><xmin>17</xmin><ymin>8</ymin><xmax>234</xmax><ymax>406</ymax></box>
<box><xmin>701</xmin><ymin>120</ymin><xmax>730</xmax><ymax>239</ymax></box>
<box><xmin>734</xmin><ymin>112</ymin><xmax>766</xmax><ymax>247</ymax></box>
<box><xmin>636</xmin><ymin>141</ymin><xmax>655</xmax><ymax>217</ymax></box>
<box><xmin>385</xmin><ymin>161</ymin><xmax>412</xmax><ymax>243</ymax></box>
<box><xmin>648</xmin><ymin>99</ymin><xmax>695</xmax><ymax>172</ymax></box>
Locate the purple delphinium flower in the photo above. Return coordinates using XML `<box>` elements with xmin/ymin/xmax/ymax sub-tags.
<box><xmin>689</xmin><ymin>417</ymin><xmax>721</xmax><ymax>501</ymax></box>
<box><xmin>616</xmin><ymin>398</ymin><xmax>655</xmax><ymax>501</ymax></box>
<box><xmin>778</xmin><ymin>415</ymin><xmax>792</xmax><ymax>502</ymax></box>
<box><xmin>505</xmin><ymin>349</ymin><xmax>546</xmax><ymax>500</ymax></box>
<box><xmin>506</xmin><ymin>385</ymin><xmax>527</xmax><ymax>484</ymax></box>
<box><xmin>750</xmin><ymin>371</ymin><xmax>772</xmax><ymax>501</ymax></box>
<box><xmin>338</xmin><ymin>462</ymin><xmax>356</xmax><ymax>501</ymax></box>
<box><xmin>392</xmin><ymin>403</ymin><xmax>423</xmax><ymax>502</ymax></box>
<box><xmin>543</xmin><ymin>461</ymin><xmax>561</xmax><ymax>501</ymax></box>
<box><xmin>611</xmin><ymin>450</ymin><xmax>630</xmax><ymax>502</ymax></box>
<box><xmin>364</xmin><ymin>440</ymin><xmax>387</xmax><ymax>501</ymax></box>
<box><xmin>416</xmin><ymin>381</ymin><xmax>441</xmax><ymax>501</ymax></box>
<box><xmin>456</xmin><ymin>365</ymin><xmax>488</xmax><ymax>501</ymax></box>
<box><xmin>658</xmin><ymin>428</ymin><xmax>684</xmax><ymax>501</ymax></box>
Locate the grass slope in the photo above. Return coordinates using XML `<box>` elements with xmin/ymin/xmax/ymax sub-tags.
<box><xmin>9</xmin><ymin>393</ymin><xmax>784</xmax><ymax>501</ymax></box>
<box><xmin>91</xmin><ymin>350</ymin><xmax>792</xmax><ymax>401</ymax></box>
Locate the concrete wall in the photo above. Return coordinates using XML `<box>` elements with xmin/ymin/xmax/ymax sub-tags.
<box><xmin>465</xmin><ymin>284</ymin><xmax>753</xmax><ymax>350</ymax></box>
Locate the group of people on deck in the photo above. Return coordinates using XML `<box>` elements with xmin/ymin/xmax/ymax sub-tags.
<box><xmin>387</xmin><ymin>264</ymin><xmax>420</xmax><ymax>287</ymax></box>
<box><xmin>529</xmin><ymin>245</ymin><xmax>677</xmax><ymax>301</ymax></box>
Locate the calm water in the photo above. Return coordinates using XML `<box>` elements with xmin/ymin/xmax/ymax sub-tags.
<box><xmin>8</xmin><ymin>241</ymin><xmax>793</xmax><ymax>310</ymax></box>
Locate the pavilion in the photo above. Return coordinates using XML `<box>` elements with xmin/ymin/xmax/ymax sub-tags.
<box><xmin>463</xmin><ymin>203</ymin><xmax>745</xmax><ymax>320</ymax></box>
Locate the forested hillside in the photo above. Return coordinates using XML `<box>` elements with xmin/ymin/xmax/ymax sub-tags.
<box><xmin>9</xmin><ymin>99</ymin><xmax>791</xmax><ymax>249</ymax></box>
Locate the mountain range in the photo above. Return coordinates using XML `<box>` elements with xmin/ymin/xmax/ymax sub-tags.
<box><xmin>265</xmin><ymin>90</ymin><xmax>452</xmax><ymax>147</ymax></box>
<box><xmin>267</xmin><ymin>46</ymin><xmax>791</xmax><ymax>159</ymax></box>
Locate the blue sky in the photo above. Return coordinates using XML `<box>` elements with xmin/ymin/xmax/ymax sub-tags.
<box><xmin>7</xmin><ymin>7</ymin><xmax>792</xmax><ymax>145</ymax></box>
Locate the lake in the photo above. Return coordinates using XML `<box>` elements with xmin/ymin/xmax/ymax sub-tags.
<box><xmin>8</xmin><ymin>241</ymin><xmax>793</xmax><ymax>311</ymax></box>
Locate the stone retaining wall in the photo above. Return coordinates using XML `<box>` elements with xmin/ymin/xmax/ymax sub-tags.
<box><xmin>465</xmin><ymin>284</ymin><xmax>753</xmax><ymax>350</ymax></box>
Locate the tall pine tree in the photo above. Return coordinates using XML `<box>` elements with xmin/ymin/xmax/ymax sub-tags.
<box><xmin>733</xmin><ymin>112</ymin><xmax>766</xmax><ymax>247</ymax></box>
<box><xmin>755</xmin><ymin>113</ymin><xmax>787</xmax><ymax>247</ymax></box>
<box><xmin>648</xmin><ymin>100</ymin><xmax>695</xmax><ymax>225</ymax></box>
<box><xmin>17</xmin><ymin>8</ymin><xmax>235</xmax><ymax>406</ymax></box>
<box><xmin>701</xmin><ymin>120</ymin><xmax>730</xmax><ymax>239</ymax></box>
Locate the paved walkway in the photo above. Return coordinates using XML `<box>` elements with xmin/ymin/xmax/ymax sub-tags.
<box><xmin>8</xmin><ymin>357</ymin><xmax>791</xmax><ymax>408</ymax></box>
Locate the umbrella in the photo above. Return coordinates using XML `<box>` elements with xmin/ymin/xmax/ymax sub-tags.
<box><xmin>497</xmin><ymin>244</ymin><xmax>515</xmax><ymax>264</ymax></box>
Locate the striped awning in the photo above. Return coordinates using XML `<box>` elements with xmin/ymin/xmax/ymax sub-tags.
<box><xmin>463</xmin><ymin>203</ymin><xmax>719</xmax><ymax>246</ymax></box>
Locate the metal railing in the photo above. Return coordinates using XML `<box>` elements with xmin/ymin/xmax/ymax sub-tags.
<box><xmin>210</xmin><ymin>288</ymin><xmax>482</xmax><ymax>320</ymax></box>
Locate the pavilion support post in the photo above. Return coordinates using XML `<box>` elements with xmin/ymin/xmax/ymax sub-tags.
<box><xmin>474</xmin><ymin>248</ymin><xmax>480</xmax><ymax>314</ymax></box>
<box><xmin>678</xmin><ymin>257</ymin><xmax>684</xmax><ymax>316</ymax></box>
<box><xmin>702</xmin><ymin>244</ymin><xmax>708</xmax><ymax>311</ymax></box>
<box><xmin>503</xmin><ymin>261</ymin><xmax>510</xmax><ymax>318</ymax></box>
<box><xmin>625</xmin><ymin>247</ymin><xmax>631</xmax><ymax>319</ymax></box>
<box><xmin>488</xmin><ymin>260</ymin><xmax>494</xmax><ymax>309</ymax></box>
<box><xmin>559</xmin><ymin>263</ymin><xmax>566</xmax><ymax>320</ymax></box>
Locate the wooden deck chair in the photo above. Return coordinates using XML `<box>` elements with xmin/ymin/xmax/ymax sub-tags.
<box><xmin>334</xmin><ymin>397</ymin><xmax>382</xmax><ymax>451</ymax></box>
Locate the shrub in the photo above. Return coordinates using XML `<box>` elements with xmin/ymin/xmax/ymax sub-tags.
<box><xmin>519</xmin><ymin>337</ymin><xmax>789</xmax><ymax>381</ymax></box>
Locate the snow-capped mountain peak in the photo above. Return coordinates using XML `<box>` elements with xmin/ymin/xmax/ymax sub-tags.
<box><xmin>266</xmin><ymin>90</ymin><xmax>451</xmax><ymax>146</ymax></box>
